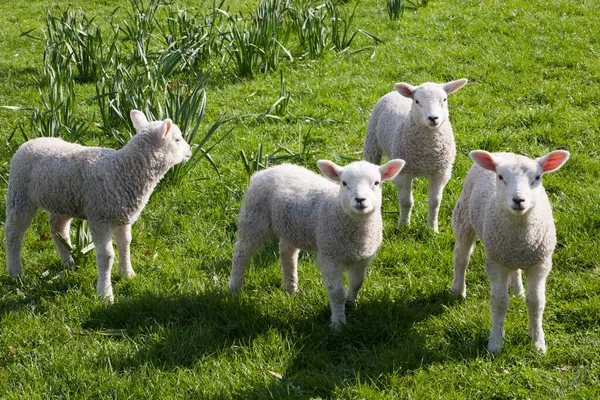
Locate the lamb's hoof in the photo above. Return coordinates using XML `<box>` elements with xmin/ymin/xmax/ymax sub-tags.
<box><xmin>532</xmin><ymin>340</ymin><xmax>547</xmax><ymax>355</ymax></box>
<box><xmin>329</xmin><ymin>320</ymin><xmax>345</xmax><ymax>331</ymax></box>
<box><xmin>8</xmin><ymin>269</ymin><xmax>24</xmax><ymax>279</ymax></box>
<box><xmin>487</xmin><ymin>336</ymin><xmax>504</xmax><ymax>355</ymax></box>
<box><xmin>120</xmin><ymin>269</ymin><xmax>136</xmax><ymax>280</ymax></box>
<box><xmin>62</xmin><ymin>257</ymin><xmax>75</xmax><ymax>268</ymax></box>
<box><xmin>228</xmin><ymin>279</ymin><xmax>243</xmax><ymax>293</ymax></box>
<box><xmin>450</xmin><ymin>288</ymin><xmax>466</xmax><ymax>300</ymax></box>
<box><xmin>281</xmin><ymin>282</ymin><xmax>298</xmax><ymax>294</ymax></box>
<box><xmin>99</xmin><ymin>293</ymin><xmax>115</xmax><ymax>305</ymax></box>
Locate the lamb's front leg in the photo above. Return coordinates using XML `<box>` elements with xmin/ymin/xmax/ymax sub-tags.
<box><xmin>113</xmin><ymin>224</ymin><xmax>135</xmax><ymax>280</ymax></box>
<box><xmin>89</xmin><ymin>222</ymin><xmax>115</xmax><ymax>303</ymax></box>
<box><xmin>394</xmin><ymin>173</ymin><xmax>414</xmax><ymax>227</ymax></box>
<box><xmin>318</xmin><ymin>254</ymin><xmax>346</xmax><ymax>330</ymax></box>
<box><xmin>525</xmin><ymin>262</ymin><xmax>551</xmax><ymax>354</ymax></box>
<box><xmin>485</xmin><ymin>259</ymin><xmax>510</xmax><ymax>355</ymax></box>
<box><xmin>427</xmin><ymin>172</ymin><xmax>451</xmax><ymax>233</ymax></box>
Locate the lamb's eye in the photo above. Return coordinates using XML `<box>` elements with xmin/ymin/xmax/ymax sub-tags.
<box><xmin>374</xmin><ymin>181</ymin><xmax>380</xmax><ymax>186</ymax></box>
<box><xmin>415</xmin><ymin>100</ymin><xmax>420</xmax><ymax>105</ymax></box>
<box><xmin>498</xmin><ymin>175</ymin><xmax>504</xmax><ymax>181</ymax></box>
<box><xmin>443</xmin><ymin>98</ymin><xmax>447</xmax><ymax>102</ymax></box>
<box><xmin>342</xmin><ymin>181</ymin><xmax>347</xmax><ymax>187</ymax></box>
<box><xmin>535</xmin><ymin>175</ymin><xmax>541</xmax><ymax>181</ymax></box>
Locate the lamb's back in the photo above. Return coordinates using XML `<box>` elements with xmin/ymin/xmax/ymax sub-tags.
<box><xmin>11</xmin><ymin>138</ymin><xmax>116</xmax><ymax>218</ymax></box>
<box><xmin>241</xmin><ymin>164</ymin><xmax>337</xmax><ymax>251</ymax></box>
<box><xmin>369</xmin><ymin>92</ymin><xmax>411</xmax><ymax>157</ymax></box>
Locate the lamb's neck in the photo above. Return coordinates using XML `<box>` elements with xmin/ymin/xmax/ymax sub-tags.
<box><xmin>112</xmin><ymin>141</ymin><xmax>170</xmax><ymax>199</ymax></box>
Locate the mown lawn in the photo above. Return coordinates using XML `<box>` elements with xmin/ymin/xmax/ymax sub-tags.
<box><xmin>1</xmin><ymin>0</ymin><xmax>599</xmax><ymax>398</ymax></box>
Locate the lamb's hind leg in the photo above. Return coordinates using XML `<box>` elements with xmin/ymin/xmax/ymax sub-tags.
<box><xmin>427</xmin><ymin>172</ymin><xmax>451</xmax><ymax>233</ymax></box>
<box><xmin>5</xmin><ymin>202</ymin><xmax>37</xmax><ymax>277</ymax></box>
<box><xmin>113</xmin><ymin>224</ymin><xmax>135</xmax><ymax>280</ymax></box>
<box><xmin>346</xmin><ymin>260</ymin><xmax>370</xmax><ymax>309</ymax></box>
<box><xmin>451</xmin><ymin>226</ymin><xmax>476</xmax><ymax>299</ymax></box>
<box><xmin>395</xmin><ymin>173</ymin><xmax>414</xmax><ymax>227</ymax></box>
<box><xmin>88</xmin><ymin>222</ymin><xmax>115</xmax><ymax>303</ymax></box>
<box><xmin>279</xmin><ymin>239</ymin><xmax>299</xmax><ymax>294</ymax></box>
<box><xmin>229</xmin><ymin>227</ymin><xmax>268</xmax><ymax>293</ymax></box>
<box><xmin>50</xmin><ymin>214</ymin><xmax>74</xmax><ymax>268</ymax></box>
<box><xmin>509</xmin><ymin>269</ymin><xmax>524</xmax><ymax>297</ymax></box>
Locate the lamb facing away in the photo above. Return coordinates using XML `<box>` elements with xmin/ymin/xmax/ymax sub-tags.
<box><xmin>450</xmin><ymin>149</ymin><xmax>570</xmax><ymax>354</ymax></box>
<box><xmin>5</xmin><ymin>110</ymin><xmax>191</xmax><ymax>302</ymax></box>
<box><xmin>228</xmin><ymin>158</ymin><xmax>405</xmax><ymax>329</ymax></box>
<box><xmin>363</xmin><ymin>79</ymin><xmax>468</xmax><ymax>232</ymax></box>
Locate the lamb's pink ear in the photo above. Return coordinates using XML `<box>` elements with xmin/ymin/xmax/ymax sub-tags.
<box><xmin>394</xmin><ymin>82</ymin><xmax>416</xmax><ymax>99</ymax></box>
<box><xmin>469</xmin><ymin>150</ymin><xmax>498</xmax><ymax>172</ymax></box>
<box><xmin>317</xmin><ymin>160</ymin><xmax>342</xmax><ymax>182</ymax></box>
<box><xmin>160</xmin><ymin>118</ymin><xmax>173</xmax><ymax>139</ymax></box>
<box><xmin>442</xmin><ymin>78</ymin><xmax>468</xmax><ymax>95</ymax></box>
<box><xmin>537</xmin><ymin>150</ymin><xmax>570</xmax><ymax>174</ymax></box>
<box><xmin>130</xmin><ymin>110</ymin><xmax>149</xmax><ymax>131</ymax></box>
<box><xmin>380</xmin><ymin>159</ymin><xmax>406</xmax><ymax>181</ymax></box>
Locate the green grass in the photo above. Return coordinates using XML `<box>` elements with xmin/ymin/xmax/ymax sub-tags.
<box><xmin>1</xmin><ymin>0</ymin><xmax>599</xmax><ymax>398</ymax></box>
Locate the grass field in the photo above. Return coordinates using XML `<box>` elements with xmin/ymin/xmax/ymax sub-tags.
<box><xmin>1</xmin><ymin>0</ymin><xmax>599</xmax><ymax>398</ymax></box>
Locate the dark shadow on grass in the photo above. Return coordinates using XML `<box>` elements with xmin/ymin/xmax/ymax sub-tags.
<box><xmin>84</xmin><ymin>287</ymin><xmax>482</xmax><ymax>398</ymax></box>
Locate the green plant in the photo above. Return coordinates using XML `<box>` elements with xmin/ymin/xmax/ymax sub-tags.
<box><xmin>163</xmin><ymin>82</ymin><xmax>230</xmax><ymax>185</ymax></box>
<box><xmin>387</xmin><ymin>0</ymin><xmax>406</xmax><ymax>20</ymax></box>
<box><xmin>224</xmin><ymin>0</ymin><xmax>292</xmax><ymax>77</ymax></box>
<box><xmin>52</xmin><ymin>220</ymin><xmax>96</xmax><ymax>268</ymax></box>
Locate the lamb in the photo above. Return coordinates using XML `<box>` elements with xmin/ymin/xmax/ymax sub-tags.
<box><xmin>363</xmin><ymin>79</ymin><xmax>468</xmax><ymax>232</ymax></box>
<box><xmin>450</xmin><ymin>149</ymin><xmax>570</xmax><ymax>354</ymax></box>
<box><xmin>5</xmin><ymin>110</ymin><xmax>191</xmax><ymax>302</ymax></box>
<box><xmin>228</xmin><ymin>158</ymin><xmax>406</xmax><ymax>328</ymax></box>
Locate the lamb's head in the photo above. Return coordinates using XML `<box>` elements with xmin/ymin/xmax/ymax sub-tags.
<box><xmin>394</xmin><ymin>79</ymin><xmax>468</xmax><ymax>130</ymax></box>
<box><xmin>470</xmin><ymin>150</ymin><xmax>570</xmax><ymax>216</ymax></box>
<box><xmin>130</xmin><ymin>110</ymin><xmax>192</xmax><ymax>166</ymax></box>
<box><xmin>317</xmin><ymin>159</ymin><xmax>405</xmax><ymax>218</ymax></box>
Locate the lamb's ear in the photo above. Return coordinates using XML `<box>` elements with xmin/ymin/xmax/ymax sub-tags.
<box><xmin>537</xmin><ymin>150</ymin><xmax>570</xmax><ymax>174</ymax></box>
<box><xmin>380</xmin><ymin>159</ymin><xmax>406</xmax><ymax>181</ymax></box>
<box><xmin>130</xmin><ymin>110</ymin><xmax>149</xmax><ymax>131</ymax></box>
<box><xmin>469</xmin><ymin>150</ymin><xmax>499</xmax><ymax>172</ymax></box>
<box><xmin>159</xmin><ymin>118</ymin><xmax>173</xmax><ymax>139</ymax></box>
<box><xmin>317</xmin><ymin>160</ymin><xmax>343</xmax><ymax>182</ymax></box>
<box><xmin>442</xmin><ymin>78</ymin><xmax>468</xmax><ymax>95</ymax></box>
<box><xmin>394</xmin><ymin>82</ymin><xmax>416</xmax><ymax>99</ymax></box>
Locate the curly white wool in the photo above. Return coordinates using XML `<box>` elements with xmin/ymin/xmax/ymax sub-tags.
<box><xmin>5</xmin><ymin>110</ymin><xmax>191</xmax><ymax>302</ymax></box>
<box><xmin>450</xmin><ymin>149</ymin><xmax>570</xmax><ymax>354</ymax></box>
<box><xmin>363</xmin><ymin>79</ymin><xmax>468</xmax><ymax>232</ymax></box>
<box><xmin>229</xmin><ymin>158</ymin><xmax>405</xmax><ymax>329</ymax></box>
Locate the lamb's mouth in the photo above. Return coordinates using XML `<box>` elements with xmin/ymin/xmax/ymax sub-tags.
<box><xmin>353</xmin><ymin>204</ymin><xmax>372</xmax><ymax>213</ymax></box>
<box><xmin>509</xmin><ymin>205</ymin><xmax>527</xmax><ymax>215</ymax></box>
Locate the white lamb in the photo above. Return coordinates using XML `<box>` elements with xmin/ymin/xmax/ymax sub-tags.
<box><xmin>450</xmin><ymin>149</ymin><xmax>570</xmax><ymax>354</ymax></box>
<box><xmin>363</xmin><ymin>79</ymin><xmax>468</xmax><ymax>232</ymax></box>
<box><xmin>228</xmin><ymin>158</ymin><xmax>406</xmax><ymax>328</ymax></box>
<box><xmin>5</xmin><ymin>110</ymin><xmax>191</xmax><ymax>302</ymax></box>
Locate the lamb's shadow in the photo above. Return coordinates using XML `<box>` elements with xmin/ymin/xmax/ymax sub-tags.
<box><xmin>85</xmin><ymin>287</ymin><xmax>485</xmax><ymax>398</ymax></box>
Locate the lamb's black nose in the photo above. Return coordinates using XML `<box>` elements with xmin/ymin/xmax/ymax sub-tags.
<box><xmin>428</xmin><ymin>116</ymin><xmax>439</xmax><ymax>123</ymax></box>
<box><xmin>513</xmin><ymin>197</ymin><xmax>525</xmax><ymax>205</ymax></box>
<box><xmin>355</xmin><ymin>197</ymin><xmax>366</xmax><ymax>205</ymax></box>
